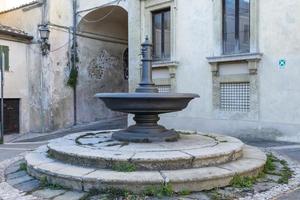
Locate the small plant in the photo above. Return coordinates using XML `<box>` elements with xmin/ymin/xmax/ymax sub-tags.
<box><xmin>230</xmin><ymin>174</ymin><xmax>255</xmax><ymax>188</ymax></box>
<box><xmin>82</xmin><ymin>187</ymin><xmax>138</xmax><ymax>200</ymax></box>
<box><xmin>112</xmin><ymin>162</ymin><xmax>137</xmax><ymax>172</ymax></box>
<box><xmin>143</xmin><ymin>184</ymin><xmax>174</xmax><ymax>197</ymax></box>
<box><xmin>210</xmin><ymin>189</ymin><xmax>222</xmax><ymax>200</ymax></box>
<box><xmin>178</xmin><ymin>189</ymin><xmax>191</xmax><ymax>196</ymax></box>
<box><xmin>263</xmin><ymin>154</ymin><xmax>276</xmax><ymax>173</ymax></box>
<box><xmin>19</xmin><ymin>163</ymin><xmax>27</xmax><ymax>171</ymax></box>
<box><xmin>40</xmin><ymin>176</ymin><xmax>48</xmax><ymax>187</ymax></box>
<box><xmin>67</xmin><ymin>67</ymin><xmax>78</xmax><ymax>89</ymax></box>
<box><xmin>278</xmin><ymin>165</ymin><xmax>293</xmax><ymax>184</ymax></box>
<box><xmin>39</xmin><ymin>176</ymin><xmax>64</xmax><ymax>190</ymax></box>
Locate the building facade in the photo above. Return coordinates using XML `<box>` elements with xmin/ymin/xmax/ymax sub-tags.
<box><xmin>129</xmin><ymin>0</ymin><xmax>300</xmax><ymax>142</ymax></box>
<box><xmin>0</xmin><ymin>24</ymin><xmax>33</xmax><ymax>134</ymax></box>
<box><xmin>0</xmin><ymin>0</ymin><xmax>129</xmax><ymax>134</ymax></box>
<box><xmin>0</xmin><ymin>0</ymin><xmax>300</xmax><ymax>142</ymax></box>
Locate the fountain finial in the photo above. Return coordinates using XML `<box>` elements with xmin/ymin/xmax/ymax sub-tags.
<box><xmin>135</xmin><ymin>37</ymin><xmax>158</xmax><ymax>93</ymax></box>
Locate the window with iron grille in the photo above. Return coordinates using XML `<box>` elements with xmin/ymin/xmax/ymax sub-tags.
<box><xmin>157</xmin><ymin>85</ymin><xmax>171</xmax><ymax>93</ymax></box>
<box><xmin>220</xmin><ymin>82</ymin><xmax>250</xmax><ymax>112</ymax></box>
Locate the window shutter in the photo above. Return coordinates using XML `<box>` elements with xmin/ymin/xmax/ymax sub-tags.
<box><xmin>2</xmin><ymin>46</ymin><xmax>9</xmax><ymax>71</ymax></box>
<box><xmin>0</xmin><ymin>45</ymin><xmax>9</xmax><ymax>71</ymax></box>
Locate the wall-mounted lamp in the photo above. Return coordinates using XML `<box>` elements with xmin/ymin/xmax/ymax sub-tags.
<box><xmin>38</xmin><ymin>24</ymin><xmax>50</xmax><ymax>55</ymax></box>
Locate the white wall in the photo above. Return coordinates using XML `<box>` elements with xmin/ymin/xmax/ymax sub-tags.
<box><xmin>129</xmin><ymin>0</ymin><xmax>300</xmax><ymax>142</ymax></box>
<box><xmin>0</xmin><ymin>39</ymin><xmax>30</xmax><ymax>133</ymax></box>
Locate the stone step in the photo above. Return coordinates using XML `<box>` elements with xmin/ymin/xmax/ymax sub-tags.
<box><xmin>25</xmin><ymin>145</ymin><xmax>266</xmax><ymax>193</ymax></box>
<box><xmin>47</xmin><ymin>131</ymin><xmax>244</xmax><ymax>170</ymax></box>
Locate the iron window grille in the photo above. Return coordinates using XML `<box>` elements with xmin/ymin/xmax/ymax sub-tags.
<box><xmin>220</xmin><ymin>82</ymin><xmax>250</xmax><ymax>112</ymax></box>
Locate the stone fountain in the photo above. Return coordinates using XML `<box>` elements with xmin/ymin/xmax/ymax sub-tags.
<box><xmin>95</xmin><ymin>37</ymin><xmax>199</xmax><ymax>143</ymax></box>
<box><xmin>24</xmin><ymin>39</ymin><xmax>266</xmax><ymax>194</ymax></box>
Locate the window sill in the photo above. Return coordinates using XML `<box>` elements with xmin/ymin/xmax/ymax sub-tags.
<box><xmin>207</xmin><ymin>52</ymin><xmax>262</xmax><ymax>64</ymax></box>
<box><xmin>207</xmin><ymin>53</ymin><xmax>263</xmax><ymax>76</ymax></box>
<box><xmin>152</xmin><ymin>60</ymin><xmax>179</xmax><ymax>68</ymax></box>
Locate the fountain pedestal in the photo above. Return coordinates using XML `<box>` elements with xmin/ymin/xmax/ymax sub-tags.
<box><xmin>113</xmin><ymin>114</ymin><xmax>179</xmax><ymax>142</ymax></box>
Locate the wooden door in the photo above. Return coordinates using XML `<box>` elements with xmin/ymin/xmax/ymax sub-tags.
<box><xmin>3</xmin><ymin>99</ymin><xmax>20</xmax><ymax>134</ymax></box>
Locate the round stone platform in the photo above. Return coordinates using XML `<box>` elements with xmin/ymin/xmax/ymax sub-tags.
<box><xmin>25</xmin><ymin>130</ymin><xmax>266</xmax><ymax>193</ymax></box>
<box><xmin>47</xmin><ymin>131</ymin><xmax>244</xmax><ymax>170</ymax></box>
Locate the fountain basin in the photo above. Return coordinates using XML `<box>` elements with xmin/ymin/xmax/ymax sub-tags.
<box><xmin>95</xmin><ymin>93</ymin><xmax>199</xmax><ymax>114</ymax></box>
<box><xmin>95</xmin><ymin>93</ymin><xmax>199</xmax><ymax>142</ymax></box>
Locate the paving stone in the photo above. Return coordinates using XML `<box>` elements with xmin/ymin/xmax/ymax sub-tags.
<box><xmin>53</xmin><ymin>191</ymin><xmax>86</xmax><ymax>200</ymax></box>
<box><xmin>25</xmin><ymin>152</ymin><xmax>54</xmax><ymax>167</ymax></box>
<box><xmin>161</xmin><ymin>166</ymin><xmax>232</xmax><ymax>192</ymax></box>
<box><xmin>32</xmin><ymin>188</ymin><xmax>66</xmax><ymax>199</ymax></box>
<box><xmin>83</xmin><ymin>170</ymin><xmax>164</xmax><ymax>192</ymax></box>
<box><xmin>7</xmin><ymin>174</ymin><xmax>34</xmax><ymax>186</ymax></box>
<box><xmin>5</xmin><ymin>164</ymin><xmax>21</xmax><ymax>175</ymax></box>
<box><xmin>14</xmin><ymin>179</ymin><xmax>40</xmax><ymax>192</ymax></box>
<box><xmin>6</xmin><ymin>170</ymin><xmax>27</xmax><ymax>180</ymax></box>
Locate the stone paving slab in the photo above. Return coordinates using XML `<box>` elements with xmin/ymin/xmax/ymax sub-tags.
<box><xmin>7</xmin><ymin>174</ymin><xmax>34</xmax><ymax>186</ymax></box>
<box><xmin>32</xmin><ymin>189</ymin><xmax>66</xmax><ymax>199</ymax></box>
<box><xmin>83</xmin><ymin>170</ymin><xmax>165</xmax><ymax>192</ymax></box>
<box><xmin>6</xmin><ymin>170</ymin><xmax>27</xmax><ymax>180</ymax></box>
<box><xmin>14</xmin><ymin>179</ymin><xmax>40</xmax><ymax>193</ymax></box>
<box><xmin>53</xmin><ymin>191</ymin><xmax>86</xmax><ymax>200</ymax></box>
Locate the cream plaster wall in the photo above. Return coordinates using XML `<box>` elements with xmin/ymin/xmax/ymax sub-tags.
<box><xmin>0</xmin><ymin>39</ymin><xmax>30</xmax><ymax>133</ymax></box>
<box><xmin>129</xmin><ymin>0</ymin><xmax>300</xmax><ymax>142</ymax></box>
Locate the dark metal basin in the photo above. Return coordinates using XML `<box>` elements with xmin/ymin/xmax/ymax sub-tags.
<box><xmin>95</xmin><ymin>93</ymin><xmax>199</xmax><ymax>114</ymax></box>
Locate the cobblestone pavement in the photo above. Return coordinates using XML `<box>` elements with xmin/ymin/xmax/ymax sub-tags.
<box><xmin>244</xmin><ymin>140</ymin><xmax>300</xmax><ymax>200</ymax></box>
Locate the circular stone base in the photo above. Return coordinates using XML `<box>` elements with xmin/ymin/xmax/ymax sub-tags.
<box><xmin>47</xmin><ymin>130</ymin><xmax>244</xmax><ymax>170</ymax></box>
<box><xmin>25</xmin><ymin>130</ymin><xmax>266</xmax><ymax>193</ymax></box>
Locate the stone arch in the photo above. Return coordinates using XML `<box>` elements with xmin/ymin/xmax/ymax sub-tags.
<box><xmin>76</xmin><ymin>4</ymin><xmax>128</xmax><ymax>124</ymax></box>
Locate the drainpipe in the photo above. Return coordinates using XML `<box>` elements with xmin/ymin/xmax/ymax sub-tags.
<box><xmin>0</xmin><ymin>50</ymin><xmax>4</xmax><ymax>144</ymax></box>
<box><xmin>72</xmin><ymin>0</ymin><xmax>77</xmax><ymax>125</ymax></box>
<box><xmin>40</xmin><ymin>0</ymin><xmax>47</xmax><ymax>132</ymax></box>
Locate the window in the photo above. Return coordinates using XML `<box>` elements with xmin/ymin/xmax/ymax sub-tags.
<box><xmin>123</xmin><ymin>48</ymin><xmax>128</xmax><ymax>80</ymax></box>
<box><xmin>152</xmin><ymin>8</ymin><xmax>171</xmax><ymax>61</ymax></box>
<box><xmin>0</xmin><ymin>45</ymin><xmax>9</xmax><ymax>71</ymax></box>
<box><xmin>220</xmin><ymin>82</ymin><xmax>250</xmax><ymax>112</ymax></box>
<box><xmin>223</xmin><ymin>0</ymin><xmax>250</xmax><ymax>54</ymax></box>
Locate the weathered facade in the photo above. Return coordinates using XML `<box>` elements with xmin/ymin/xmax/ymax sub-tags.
<box><xmin>0</xmin><ymin>0</ymin><xmax>128</xmax><ymax>133</ymax></box>
<box><xmin>0</xmin><ymin>24</ymin><xmax>33</xmax><ymax>134</ymax></box>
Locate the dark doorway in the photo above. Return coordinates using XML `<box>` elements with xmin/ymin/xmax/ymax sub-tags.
<box><xmin>2</xmin><ymin>99</ymin><xmax>20</xmax><ymax>134</ymax></box>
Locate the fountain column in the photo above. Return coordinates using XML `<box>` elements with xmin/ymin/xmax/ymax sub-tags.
<box><xmin>135</xmin><ymin>37</ymin><xmax>159</xmax><ymax>93</ymax></box>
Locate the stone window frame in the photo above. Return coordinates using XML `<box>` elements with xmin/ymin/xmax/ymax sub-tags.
<box><xmin>212</xmin><ymin>73</ymin><xmax>259</xmax><ymax>120</ymax></box>
<box><xmin>208</xmin><ymin>0</ymin><xmax>261</xmax><ymax>120</ymax></box>
<box><xmin>141</xmin><ymin>0</ymin><xmax>178</xmax><ymax>91</ymax></box>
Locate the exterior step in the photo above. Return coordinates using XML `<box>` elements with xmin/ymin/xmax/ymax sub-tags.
<box><xmin>26</xmin><ymin>145</ymin><xmax>266</xmax><ymax>193</ymax></box>
<box><xmin>47</xmin><ymin>131</ymin><xmax>244</xmax><ymax>170</ymax></box>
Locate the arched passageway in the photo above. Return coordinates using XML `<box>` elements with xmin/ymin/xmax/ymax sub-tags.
<box><xmin>76</xmin><ymin>5</ymin><xmax>128</xmax><ymax>124</ymax></box>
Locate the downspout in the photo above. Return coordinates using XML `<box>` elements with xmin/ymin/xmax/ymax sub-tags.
<box><xmin>40</xmin><ymin>0</ymin><xmax>47</xmax><ymax>132</ymax></box>
<box><xmin>72</xmin><ymin>0</ymin><xmax>77</xmax><ymax>125</ymax></box>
